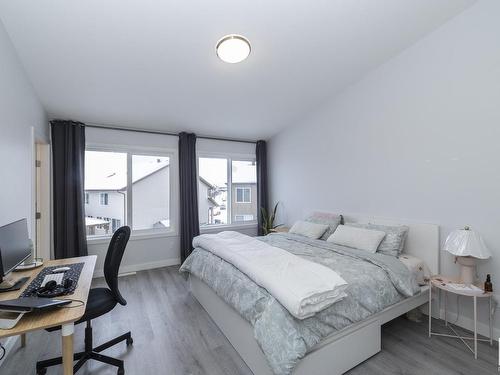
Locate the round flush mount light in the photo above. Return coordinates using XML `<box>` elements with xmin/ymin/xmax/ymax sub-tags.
<box><xmin>216</xmin><ymin>34</ymin><xmax>251</xmax><ymax>63</ymax></box>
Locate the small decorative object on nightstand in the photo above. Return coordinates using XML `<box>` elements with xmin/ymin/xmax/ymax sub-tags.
<box><xmin>443</xmin><ymin>226</ymin><xmax>491</xmax><ymax>284</ymax></box>
<box><xmin>428</xmin><ymin>275</ymin><xmax>494</xmax><ymax>359</ymax></box>
<box><xmin>484</xmin><ymin>274</ymin><xmax>493</xmax><ymax>292</ymax></box>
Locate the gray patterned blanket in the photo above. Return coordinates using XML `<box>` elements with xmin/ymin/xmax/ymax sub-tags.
<box><xmin>180</xmin><ymin>233</ymin><xmax>420</xmax><ymax>375</ymax></box>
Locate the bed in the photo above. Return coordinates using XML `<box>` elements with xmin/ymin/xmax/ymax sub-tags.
<box><xmin>181</xmin><ymin>214</ymin><xmax>439</xmax><ymax>375</ymax></box>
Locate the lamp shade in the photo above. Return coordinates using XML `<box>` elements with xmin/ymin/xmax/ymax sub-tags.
<box><xmin>443</xmin><ymin>228</ymin><xmax>491</xmax><ymax>259</ymax></box>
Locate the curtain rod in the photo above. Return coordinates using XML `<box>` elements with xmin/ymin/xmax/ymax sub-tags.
<box><xmin>84</xmin><ymin>123</ymin><xmax>257</xmax><ymax>144</ymax></box>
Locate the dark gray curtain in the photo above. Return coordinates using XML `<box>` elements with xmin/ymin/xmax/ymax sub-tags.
<box><xmin>179</xmin><ymin>132</ymin><xmax>200</xmax><ymax>262</ymax></box>
<box><xmin>51</xmin><ymin>120</ymin><xmax>88</xmax><ymax>259</ymax></box>
<box><xmin>256</xmin><ymin>140</ymin><xmax>269</xmax><ymax>236</ymax></box>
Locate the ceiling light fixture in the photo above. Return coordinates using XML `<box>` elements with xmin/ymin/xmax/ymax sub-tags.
<box><xmin>216</xmin><ymin>34</ymin><xmax>251</xmax><ymax>64</ymax></box>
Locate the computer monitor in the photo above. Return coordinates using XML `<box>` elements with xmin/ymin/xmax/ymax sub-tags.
<box><xmin>0</xmin><ymin>218</ymin><xmax>31</xmax><ymax>284</ymax></box>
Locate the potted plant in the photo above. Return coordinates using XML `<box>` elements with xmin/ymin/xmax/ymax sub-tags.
<box><xmin>260</xmin><ymin>202</ymin><xmax>282</xmax><ymax>235</ymax></box>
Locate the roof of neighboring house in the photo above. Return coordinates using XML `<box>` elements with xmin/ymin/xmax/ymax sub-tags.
<box><xmin>207</xmin><ymin>197</ymin><xmax>219</xmax><ymax>207</ymax></box>
<box><xmin>85</xmin><ymin>162</ymin><xmax>169</xmax><ymax>191</ymax></box>
<box><xmin>157</xmin><ymin>219</ymin><xmax>170</xmax><ymax>228</ymax></box>
<box><xmin>199</xmin><ymin>176</ymin><xmax>217</xmax><ymax>189</ymax></box>
<box><xmin>85</xmin><ymin>217</ymin><xmax>109</xmax><ymax>226</ymax></box>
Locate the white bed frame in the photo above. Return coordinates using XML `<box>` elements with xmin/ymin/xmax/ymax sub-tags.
<box><xmin>189</xmin><ymin>215</ymin><xmax>439</xmax><ymax>375</ymax></box>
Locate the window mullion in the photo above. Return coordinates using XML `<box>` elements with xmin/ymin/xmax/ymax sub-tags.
<box><xmin>127</xmin><ymin>152</ymin><xmax>133</xmax><ymax>229</ymax></box>
<box><xmin>227</xmin><ymin>157</ymin><xmax>232</xmax><ymax>225</ymax></box>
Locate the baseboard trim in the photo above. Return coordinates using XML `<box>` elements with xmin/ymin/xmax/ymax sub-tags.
<box><xmin>0</xmin><ymin>336</ymin><xmax>19</xmax><ymax>368</ymax></box>
<box><xmin>93</xmin><ymin>258</ymin><xmax>181</xmax><ymax>278</ymax></box>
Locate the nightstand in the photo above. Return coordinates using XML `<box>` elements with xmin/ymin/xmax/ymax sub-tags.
<box><xmin>428</xmin><ymin>275</ymin><xmax>494</xmax><ymax>359</ymax></box>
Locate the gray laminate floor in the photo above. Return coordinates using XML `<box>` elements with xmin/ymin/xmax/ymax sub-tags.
<box><xmin>1</xmin><ymin>266</ymin><xmax>498</xmax><ymax>375</ymax></box>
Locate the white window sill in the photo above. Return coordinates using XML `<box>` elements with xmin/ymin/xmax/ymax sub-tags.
<box><xmin>87</xmin><ymin>223</ymin><xmax>257</xmax><ymax>245</ymax></box>
<box><xmin>200</xmin><ymin>222</ymin><xmax>257</xmax><ymax>233</ymax></box>
<box><xmin>87</xmin><ymin>229</ymin><xmax>178</xmax><ymax>245</ymax></box>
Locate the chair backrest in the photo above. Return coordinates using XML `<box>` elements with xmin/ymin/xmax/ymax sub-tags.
<box><xmin>104</xmin><ymin>226</ymin><xmax>130</xmax><ymax>306</ymax></box>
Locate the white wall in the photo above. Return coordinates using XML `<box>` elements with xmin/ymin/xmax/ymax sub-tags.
<box><xmin>0</xmin><ymin>19</ymin><xmax>47</xmax><ymax>235</ymax></box>
<box><xmin>0</xmin><ymin>18</ymin><xmax>47</xmax><ymax>366</ymax></box>
<box><xmin>86</xmin><ymin>128</ymin><xmax>257</xmax><ymax>275</ymax></box>
<box><xmin>269</xmin><ymin>0</ymin><xmax>500</xmax><ymax>336</ymax></box>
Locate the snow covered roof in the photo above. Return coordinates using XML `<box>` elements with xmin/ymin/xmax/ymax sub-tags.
<box><xmin>85</xmin><ymin>217</ymin><xmax>109</xmax><ymax>226</ymax></box>
<box><xmin>85</xmin><ymin>153</ymin><xmax>169</xmax><ymax>190</ymax></box>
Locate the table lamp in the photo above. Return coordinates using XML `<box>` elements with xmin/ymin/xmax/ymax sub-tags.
<box><xmin>443</xmin><ymin>226</ymin><xmax>491</xmax><ymax>284</ymax></box>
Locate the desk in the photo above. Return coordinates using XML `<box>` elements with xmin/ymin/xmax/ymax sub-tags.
<box><xmin>0</xmin><ymin>256</ymin><xmax>97</xmax><ymax>375</ymax></box>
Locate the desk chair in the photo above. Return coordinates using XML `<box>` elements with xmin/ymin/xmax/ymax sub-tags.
<box><xmin>36</xmin><ymin>226</ymin><xmax>133</xmax><ymax>375</ymax></box>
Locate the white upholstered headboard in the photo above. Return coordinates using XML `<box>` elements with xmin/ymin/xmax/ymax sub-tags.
<box><xmin>340</xmin><ymin>213</ymin><xmax>440</xmax><ymax>275</ymax></box>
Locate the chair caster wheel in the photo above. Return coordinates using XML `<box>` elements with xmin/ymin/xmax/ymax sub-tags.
<box><xmin>117</xmin><ymin>368</ymin><xmax>125</xmax><ymax>375</ymax></box>
<box><xmin>126</xmin><ymin>337</ymin><xmax>133</xmax><ymax>346</ymax></box>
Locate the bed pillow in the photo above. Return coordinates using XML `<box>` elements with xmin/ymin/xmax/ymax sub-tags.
<box><xmin>289</xmin><ymin>221</ymin><xmax>329</xmax><ymax>239</ymax></box>
<box><xmin>327</xmin><ymin>225</ymin><xmax>386</xmax><ymax>253</ymax></box>
<box><xmin>305</xmin><ymin>212</ymin><xmax>343</xmax><ymax>240</ymax></box>
<box><xmin>399</xmin><ymin>254</ymin><xmax>428</xmax><ymax>285</ymax></box>
<box><xmin>344</xmin><ymin>223</ymin><xmax>409</xmax><ymax>257</ymax></box>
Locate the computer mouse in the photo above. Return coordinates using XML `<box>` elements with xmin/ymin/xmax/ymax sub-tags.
<box><xmin>52</xmin><ymin>267</ymin><xmax>71</xmax><ymax>273</ymax></box>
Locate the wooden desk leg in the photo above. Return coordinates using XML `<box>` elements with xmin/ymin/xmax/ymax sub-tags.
<box><xmin>61</xmin><ymin>323</ymin><xmax>75</xmax><ymax>375</ymax></box>
<box><xmin>20</xmin><ymin>333</ymin><xmax>26</xmax><ymax>348</ymax></box>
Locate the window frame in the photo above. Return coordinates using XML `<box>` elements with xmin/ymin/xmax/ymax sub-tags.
<box><xmin>85</xmin><ymin>143</ymin><xmax>178</xmax><ymax>242</ymax></box>
<box><xmin>197</xmin><ymin>152</ymin><xmax>257</xmax><ymax>229</ymax></box>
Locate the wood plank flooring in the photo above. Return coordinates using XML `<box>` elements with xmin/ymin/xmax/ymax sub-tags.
<box><xmin>1</xmin><ymin>266</ymin><xmax>498</xmax><ymax>375</ymax></box>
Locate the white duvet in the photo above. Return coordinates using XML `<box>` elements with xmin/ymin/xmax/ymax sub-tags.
<box><xmin>192</xmin><ymin>231</ymin><xmax>348</xmax><ymax>319</ymax></box>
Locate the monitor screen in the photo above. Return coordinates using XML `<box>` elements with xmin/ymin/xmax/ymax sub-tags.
<box><xmin>0</xmin><ymin>219</ymin><xmax>31</xmax><ymax>277</ymax></box>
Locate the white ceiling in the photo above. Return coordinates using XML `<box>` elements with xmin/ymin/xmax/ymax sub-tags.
<box><xmin>0</xmin><ymin>0</ymin><xmax>474</xmax><ymax>140</ymax></box>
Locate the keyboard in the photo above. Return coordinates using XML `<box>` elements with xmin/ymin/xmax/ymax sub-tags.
<box><xmin>20</xmin><ymin>263</ymin><xmax>84</xmax><ymax>298</ymax></box>
<box><xmin>40</xmin><ymin>273</ymin><xmax>64</xmax><ymax>287</ymax></box>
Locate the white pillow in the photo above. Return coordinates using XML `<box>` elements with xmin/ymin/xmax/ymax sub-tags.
<box><xmin>289</xmin><ymin>221</ymin><xmax>329</xmax><ymax>239</ymax></box>
<box><xmin>327</xmin><ymin>225</ymin><xmax>386</xmax><ymax>253</ymax></box>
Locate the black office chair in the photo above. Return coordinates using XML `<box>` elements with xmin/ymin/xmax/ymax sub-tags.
<box><xmin>36</xmin><ymin>226</ymin><xmax>133</xmax><ymax>375</ymax></box>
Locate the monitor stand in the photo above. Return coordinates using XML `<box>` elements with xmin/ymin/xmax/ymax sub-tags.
<box><xmin>0</xmin><ymin>276</ymin><xmax>30</xmax><ymax>292</ymax></box>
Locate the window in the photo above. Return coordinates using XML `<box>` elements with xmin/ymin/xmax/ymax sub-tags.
<box><xmin>198</xmin><ymin>157</ymin><xmax>256</xmax><ymax>226</ymax></box>
<box><xmin>99</xmin><ymin>193</ymin><xmax>109</xmax><ymax>205</ymax></box>
<box><xmin>85</xmin><ymin>149</ymin><xmax>172</xmax><ymax>238</ymax></box>
<box><xmin>198</xmin><ymin>157</ymin><xmax>228</xmax><ymax>226</ymax></box>
<box><xmin>236</xmin><ymin>187</ymin><xmax>251</xmax><ymax>203</ymax></box>
<box><xmin>111</xmin><ymin>218</ymin><xmax>121</xmax><ymax>232</ymax></box>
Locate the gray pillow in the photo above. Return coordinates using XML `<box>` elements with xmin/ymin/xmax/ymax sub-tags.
<box><xmin>344</xmin><ymin>222</ymin><xmax>409</xmax><ymax>257</ymax></box>
<box><xmin>305</xmin><ymin>212</ymin><xmax>343</xmax><ymax>240</ymax></box>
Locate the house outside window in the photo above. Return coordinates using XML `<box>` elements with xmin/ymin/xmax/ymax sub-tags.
<box><xmin>198</xmin><ymin>157</ymin><xmax>257</xmax><ymax>226</ymax></box>
<box><xmin>85</xmin><ymin>148</ymin><xmax>173</xmax><ymax>238</ymax></box>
